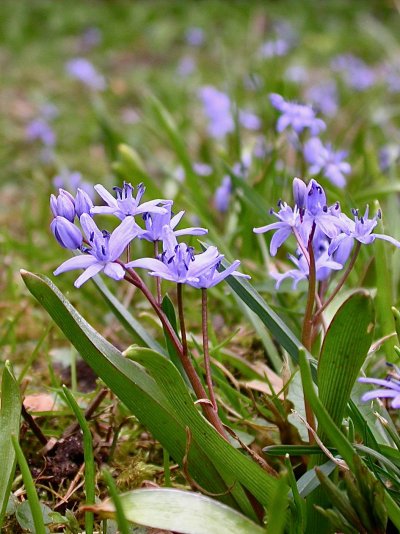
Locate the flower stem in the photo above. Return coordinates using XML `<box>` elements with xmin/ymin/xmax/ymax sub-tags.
<box><xmin>201</xmin><ymin>288</ymin><xmax>218</xmax><ymax>411</ymax></box>
<box><xmin>153</xmin><ymin>240</ymin><xmax>162</xmax><ymax>306</ymax></box>
<box><xmin>301</xmin><ymin>223</ymin><xmax>317</xmax><ymax>442</ymax></box>
<box><xmin>123</xmin><ymin>267</ymin><xmax>227</xmax><ymax>439</ymax></box>
<box><xmin>177</xmin><ymin>283</ymin><xmax>189</xmax><ymax>362</ymax></box>
<box><xmin>313</xmin><ymin>241</ymin><xmax>361</xmax><ymax>322</ymax></box>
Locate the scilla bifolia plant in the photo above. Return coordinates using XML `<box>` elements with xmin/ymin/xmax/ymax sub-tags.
<box><xmin>19</xmin><ymin>176</ymin><xmax>400</xmax><ymax>533</ymax></box>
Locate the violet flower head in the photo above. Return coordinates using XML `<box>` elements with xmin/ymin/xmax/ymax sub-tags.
<box><xmin>75</xmin><ymin>188</ymin><xmax>94</xmax><ymax>218</ymax></box>
<box><xmin>52</xmin><ymin>170</ymin><xmax>93</xmax><ymax>198</ymax></box>
<box><xmin>65</xmin><ymin>58</ymin><xmax>106</xmax><ymax>91</ymax></box>
<box><xmin>50</xmin><ymin>189</ymin><xmax>76</xmax><ymax>222</ymax></box>
<box><xmin>331</xmin><ymin>54</ymin><xmax>375</xmax><ymax>91</ymax></box>
<box><xmin>306</xmin><ymin>80</ymin><xmax>338</xmax><ymax>117</ymax></box>
<box><xmin>26</xmin><ymin>118</ymin><xmax>56</xmax><ymax>147</ymax></box>
<box><xmin>187</xmin><ymin>258</ymin><xmax>250</xmax><ymax>289</ymax></box>
<box><xmin>328</xmin><ymin>206</ymin><xmax>400</xmax><ymax>264</ymax></box>
<box><xmin>359</xmin><ymin>368</ymin><xmax>400</xmax><ymax>408</ymax></box>
<box><xmin>270</xmin><ymin>93</ymin><xmax>326</xmax><ymax>135</ymax></box>
<box><xmin>51</xmin><ymin>216</ymin><xmax>83</xmax><ymax>250</ymax></box>
<box><xmin>239</xmin><ymin>110</ymin><xmax>261</xmax><ymax>130</ymax></box>
<box><xmin>254</xmin><ymin>202</ymin><xmax>301</xmax><ymax>256</ymax></box>
<box><xmin>198</xmin><ymin>86</ymin><xmax>234</xmax><ymax>139</ymax></box>
<box><xmin>140</xmin><ymin>204</ymin><xmax>208</xmax><ymax>243</ymax></box>
<box><xmin>185</xmin><ymin>27</ymin><xmax>204</xmax><ymax>46</ymax></box>
<box><xmin>53</xmin><ymin>214</ymin><xmax>140</xmax><ymax>287</ymax></box>
<box><xmin>127</xmin><ymin>225</ymin><xmax>222</xmax><ymax>285</ymax></box>
<box><xmin>91</xmin><ymin>182</ymin><xmax>171</xmax><ymax>221</ymax></box>
<box><xmin>177</xmin><ymin>55</ymin><xmax>196</xmax><ymax>77</ymax></box>
<box><xmin>304</xmin><ymin>137</ymin><xmax>351</xmax><ymax>188</ymax></box>
<box><xmin>214</xmin><ymin>176</ymin><xmax>232</xmax><ymax>213</ymax></box>
<box><xmin>259</xmin><ymin>38</ymin><xmax>290</xmax><ymax>59</ymax></box>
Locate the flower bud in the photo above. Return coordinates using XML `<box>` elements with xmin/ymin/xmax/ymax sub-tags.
<box><xmin>75</xmin><ymin>188</ymin><xmax>93</xmax><ymax>218</ymax></box>
<box><xmin>50</xmin><ymin>216</ymin><xmax>82</xmax><ymax>249</ymax></box>
<box><xmin>292</xmin><ymin>177</ymin><xmax>307</xmax><ymax>209</ymax></box>
<box><xmin>50</xmin><ymin>189</ymin><xmax>75</xmax><ymax>221</ymax></box>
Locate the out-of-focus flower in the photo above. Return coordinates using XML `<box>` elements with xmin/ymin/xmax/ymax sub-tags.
<box><xmin>214</xmin><ymin>176</ymin><xmax>232</xmax><ymax>213</ymax></box>
<box><xmin>65</xmin><ymin>58</ymin><xmax>106</xmax><ymax>91</ymax></box>
<box><xmin>303</xmin><ymin>137</ymin><xmax>351</xmax><ymax>188</ymax></box>
<box><xmin>259</xmin><ymin>39</ymin><xmax>290</xmax><ymax>59</ymax></box>
<box><xmin>285</xmin><ymin>64</ymin><xmax>308</xmax><ymax>84</ymax></box>
<box><xmin>185</xmin><ymin>27</ymin><xmax>204</xmax><ymax>46</ymax></box>
<box><xmin>26</xmin><ymin>118</ymin><xmax>56</xmax><ymax>146</ymax></box>
<box><xmin>239</xmin><ymin>110</ymin><xmax>261</xmax><ymax>130</ymax></box>
<box><xmin>54</xmin><ymin>214</ymin><xmax>140</xmax><ymax>287</ymax></box>
<box><xmin>177</xmin><ymin>55</ymin><xmax>196</xmax><ymax>77</ymax></box>
<box><xmin>379</xmin><ymin>145</ymin><xmax>400</xmax><ymax>172</ymax></box>
<box><xmin>331</xmin><ymin>54</ymin><xmax>375</xmax><ymax>91</ymax></box>
<box><xmin>193</xmin><ymin>162</ymin><xmax>213</xmax><ymax>176</ymax></box>
<box><xmin>270</xmin><ymin>93</ymin><xmax>326</xmax><ymax>135</ymax></box>
<box><xmin>306</xmin><ymin>80</ymin><xmax>338</xmax><ymax>117</ymax></box>
<box><xmin>81</xmin><ymin>27</ymin><xmax>102</xmax><ymax>51</ymax></box>
<box><xmin>53</xmin><ymin>170</ymin><xmax>93</xmax><ymax>199</ymax></box>
<box><xmin>198</xmin><ymin>86</ymin><xmax>234</xmax><ymax>139</ymax></box>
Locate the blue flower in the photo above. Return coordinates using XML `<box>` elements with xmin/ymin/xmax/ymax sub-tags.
<box><xmin>126</xmin><ymin>225</ymin><xmax>222</xmax><ymax>284</ymax></box>
<box><xmin>91</xmin><ymin>182</ymin><xmax>171</xmax><ymax>220</ymax></box>
<box><xmin>359</xmin><ymin>371</ymin><xmax>400</xmax><ymax>408</ymax></box>
<box><xmin>50</xmin><ymin>216</ymin><xmax>83</xmax><ymax>250</ymax></box>
<box><xmin>65</xmin><ymin>58</ymin><xmax>106</xmax><ymax>91</ymax></box>
<box><xmin>187</xmin><ymin>258</ymin><xmax>250</xmax><ymax>289</ymax></box>
<box><xmin>198</xmin><ymin>86</ymin><xmax>235</xmax><ymax>139</ymax></box>
<box><xmin>214</xmin><ymin>176</ymin><xmax>232</xmax><ymax>213</ymax></box>
<box><xmin>75</xmin><ymin>188</ymin><xmax>94</xmax><ymax>218</ymax></box>
<box><xmin>254</xmin><ymin>202</ymin><xmax>301</xmax><ymax>256</ymax></box>
<box><xmin>329</xmin><ymin>206</ymin><xmax>400</xmax><ymax>264</ymax></box>
<box><xmin>140</xmin><ymin>204</ymin><xmax>208</xmax><ymax>242</ymax></box>
<box><xmin>50</xmin><ymin>189</ymin><xmax>76</xmax><ymax>222</ymax></box>
<box><xmin>270</xmin><ymin>93</ymin><xmax>326</xmax><ymax>135</ymax></box>
<box><xmin>303</xmin><ymin>137</ymin><xmax>351</xmax><ymax>188</ymax></box>
<box><xmin>54</xmin><ymin>214</ymin><xmax>140</xmax><ymax>287</ymax></box>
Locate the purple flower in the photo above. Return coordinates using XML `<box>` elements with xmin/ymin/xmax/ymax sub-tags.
<box><xmin>306</xmin><ymin>80</ymin><xmax>338</xmax><ymax>117</ymax></box>
<box><xmin>65</xmin><ymin>58</ymin><xmax>106</xmax><ymax>91</ymax></box>
<box><xmin>140</xmin><ymin>204</ymin><xmax>208</xmax><ymax>243</ymax></box>
<box><xmin>177</xmin><ymin>56</ymin><xmax>196</xmax><ymax>77</ymax></box>
<box><xmin>239</xmin><ymin>110</ymin><xmax>261</xmax><ymax>130</ymax></box>
<box><xmin>259</xmin><ymin>39</ymin><xmax>290</xmax><ymax>59</ymax></box>
<box><xmin>198</xmin><ymin>86</ymin><xmax>234</xmax><ymax>139</ymax></box>
<box><xmin>359</xmin><ymin>371</ymin><xmax>400</xmax><ymax>408</ymax></box>
<box><xmin>304</xmin><ymin>137</ymin><xmax>351</xmax><ymax>188</ymax></box>
<box><xmin>126</xmin><ymin>225</ymin><xmax>222</xmax><ymax>285</ymax></box>
<box><xmin>54</xmin><ymin>214</ymin><xmax>140</xmax><ymax>287</ymax></box>
<box><xmin>254</xmin><ymin>202</ymin><xmax>301</xmax><ymax>256</ymax></box>
<box><xmin>51</xmin><ymin>216</ymin><xmax>83</xmax><ymax>250</ymax></box>
<box><xmin>185</xmin><ymin>27</ymin><xmax>204</xmax><ymax>46</ymax></box>
<box><xmin>272</xmin><ymin>246</ymin><xmax>342</xmax><ymax>289</ymax></box>
<box><xmin>53</xmin><ymin>170</ymin><xmax>91</xmax><ymax>196</ymax></box>
<box><xmin>192</xmin><ymin>162</ymin><xmax>213</xmax><ymax>176</ymax></box>
<box><xmin>75</xmin><ymin>188</ymin><xmax>94</xmax><ymax>218</ymax></box>
<box><xmin>285</xmin><ymin>65</ymin><xmax>308</xmax><ymax>84</ymax></box>
<box><xmin>91</xmin><ymin>182</ymin><xmax>171</xmax><ymax>220</ymax></box>
<box><xmin>214</xmin><ymin>176</ymin><xmax>232</xmax><ymax>213</ymax></box>
<box><xmin>187</xmin><ymin>258</ymin><xmax>250</xmax><ymax>289</ymax></box>
<box><xmin>328</xmin><ymin>206</ymin><xmax>400</xmax><ymax>264</ymax></box>
<box><xmin>50</xmin><ymin>189</ymin><xmax>76</xmax><ymax>222</ymax></box>
<box><xmin>270</xmin><ymin>93</ymin><xmax>326</xmax><ymax>135</ymax></box>
<box><xmin>26</xmin><ymin>118</ymin><xmax>56</xmax><ymax>147</ymax></box>
<box><xmin>331</xmin><ymin>54</ymin><xmax>375</xmax><ymax>91</ymax></box>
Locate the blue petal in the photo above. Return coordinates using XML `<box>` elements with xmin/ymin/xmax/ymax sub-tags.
<box><xmin>54</xmin><ymin>254</ymin><xmax>98</xmax><ymax>276</ymax></box>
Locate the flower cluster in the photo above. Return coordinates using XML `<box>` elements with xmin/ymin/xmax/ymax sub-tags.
<box><xmin>254</xmin><ymin>177</ymin><xmax>400</xmax><ymax>289</ymax></box>
<box><xmin>50</xmin><ymin>181</ymin><xmax>247</xmax><ymax>289</ymax></box>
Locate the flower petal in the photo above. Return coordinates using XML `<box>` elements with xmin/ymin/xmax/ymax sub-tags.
<box><xmin>103</xmin><ymin>262</ymin><xmax>125</xmax><ymax>281</ymax></box>
<box><xmin>54</xmin><ymin>254</ymin><xmax>98</xmax><ymax>276</ymax></box>
<box><xmin>74</xmin><ymin>263</ymin><xmax>104</xmax><ymax>287</ymax></box>
<box><xmin>94</xmin><ymin>184</ymin><xmax>118</xmax><ymax>207</ymax></box>
<box><xmin>109</xmin><ymin>216</ymin><xmax>140</xmax><ymax>259</ymax></box>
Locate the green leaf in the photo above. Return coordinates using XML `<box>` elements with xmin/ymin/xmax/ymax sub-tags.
<box><xmin>20</xmin><ymin>271</ymin><xmax>237</xmax><ymax>508</ymax></box>
<box><xmin>318</xmin><ymin>290</ymin><xmax>375</xmax><ymax>433</ymax></box>
<box><xmin>0</xmin><ymin>362</ymin><xmax>21</xmax><ymax>530</ymax></box>
<box><xmin>90</xmin><ymin>488</ymin><xmax>265</xmax><ymax>534</ymax></box>
<box><xmin>127</xmin><ymin>347</ymin><xmax>281</xmax><ymax>510</ymax></box>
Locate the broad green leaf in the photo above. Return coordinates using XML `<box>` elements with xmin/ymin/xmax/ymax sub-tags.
<box><xmin>127</xmin><ymin>347</ymin><xmax>281</xmax><ymax>510</ymax></box>
<box><xmin>318</xmin><ymin>290</ymin><xmax>375</xmax><ymax>433</ymax></box>
<box><xmin>88</xmin><ymin>488</ymin><xmax>265</xmax><ymax>534</ymax></box>
<box><xmin>0</xmin><ymin>362</ymin><xmax>20</xmax><ymax>530</ymax></box>
<box><xmin>20</xmin><ymin>271</ymin><xmax>238</xmax><ymax>509</ymax></box>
